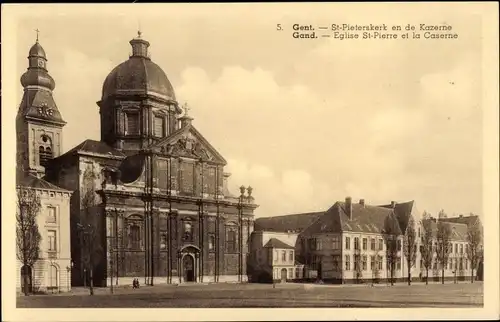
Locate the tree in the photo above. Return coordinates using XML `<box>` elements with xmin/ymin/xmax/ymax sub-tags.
<box><xmin>403</xmin><ymin>215</ymin><xmax>417</xmax><ymax>285</ymax></box>
<box><xmin>16</xmin><ymin>186</ymin><xmax>42</xmax><ymax>296</ymax></box>
<box><xmin>353</xmin><ymin>248</ymin><xmax>362</xmax><ymax>284</ymax></box>
<box><xmin>436</xmin><ymin>220</ymin><xmax>452</xmax><ymax>284</ymax></box>
<box><xmin>465</xmin><ymin>217</ymin><xmax>482</xmax><ymax>283</ymax></box>
<box><xmin>383</xmin><ymin>215</ymin><xmax>400</xmax><ymax>286</ymax></box>
<box><xmin>79</xmin><ymin>167</ymin><xmax>103</xmax><ymax>296</ymax></box>
<box><xmin>420</xmin><ymin>216</ymin><xmax>434</xmax><ymax>285</ymax></box>
<box><xmin>372</xmin><ymin>251</ymin><xmax>382</xmax><ymax>284</ymax></box>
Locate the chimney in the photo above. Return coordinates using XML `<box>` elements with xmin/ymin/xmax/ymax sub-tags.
<box><xmin>345</xmin><ymin>196</ymin><xmax>352</xmax><ymax>219</ymax></box>
<box><xmin>390</xmin><ymin>201</ymin><xmax>396</xmax><ymax>209</ymax></box>
<box><xmin>359</xmin><ymin>199</ymin><xmax>365</xmax><ymax>207</ymax></box>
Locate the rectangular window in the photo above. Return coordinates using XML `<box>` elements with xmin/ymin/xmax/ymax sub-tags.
<box><xmin>370</xmin><ymin>256</ymin><xmax>375</xmax><ymax>270</ymax></box>
<box><xmin>345</xmin><ymin>255</ymin><xmax>350</xmax><ymax>271</ymax></box>
<box><xmin>289</xmin><ymin>251</ymin><xmax>294</xmax><ymax>262</ymax></box>
<box><xmin>420</xmin><ymin>259</ymin><xmax>423</xmax><ymax>269</ymax></box>
<box><xmin>345</xmin><ymin>237</ymin><xmax>350</xmax><ymax>250</ymax></box>
<box><xmin>378</xmin><ymin>256</ymin><xmax>383</xmax><ymax>270</ymax></box>
<box><xmin>126</xmin><ymin>113</ymin><xmax>139</xmax><ymax>135</ymax></box>
<box><xmin>449</xmin><ymin>259</ymin><xmax>453</xmax><ymax>270</ymax></box>
<box><xmin>316</xmin><ymin>239</ymin><xmax>322</xmax><ymax>251</ymax></box>
<box><xmin>47</xmin><ymin>230</ymin><xmax>57</xmax><ymax>251</ymax></box>
<box><xmin>460</xmin><ymin>244</ymin><xmax>463</xmax><ymax>254</ymax></box>
<box><xmin>454</xmin><ymin>244</ymin><xmax>458</xmax><ymax>254</ymax></box>
<box><xmin>226</xmin><ymin>228</ymin><xmax>237</xmax><ymax>253</ymax></box>
<box><xmin>274</xmin><ymin>251</ymin><xmax>278</xmax><ymax>263</ymax></box>
<box><xmin>465</xmin><ymin>260</ymin><xmax>468</xmax><ymax>270</ymax></box>
<box><xmin>354</xmin><ymin>255</ymin><xmax>360</xmax><ymax>271</ymax></box>
<box><xmin>465</xmin><ymin>244</ymin><xmax>469</xmax><ymax>254</ymax></box>
<box><xmin>396</xmin><ymin>258</ymin><xmax>401</xmax><ymax>270</ymax></box>
<box><xmin>281</xmin><ymin>251</ymin><xmax>286</xmax><ymax>262</ymax></box>
<box><xmin>154</xmin><ymin>115</ymin><xmax>164</xmax><ymax>137</ymax></box>
<box><xmin>418</xmin><ymin>227</ymin><xmax>421</xmax><ymax>238</ymax></box>
<box><xmin>309</xmin><ymin>238</ymin><xmax>316</xmax><ymax>250</ymax></box>
<box><xmin>288</xmin><ymin>268</ymin><xmax>293</xmax><ymax>279</ymax></box>
<box><xmin>420</xmin><ymin>245</ymin><xmax>424</xmax><ymax>253</ymax></box>
<box><xmin>333</xmin><ymin>255</ymin><xmax>340</xmax><ymax>270</ymax></box>
<box><xmin>362</xmin><ymin>238</ymin><xmax>367</xmax><ymax>250</ymax></box>
<box><xmin>378</xmin><ymin>239</ymin><xmax>383</xmax><ymax>250</ymax></box>
<box><xmin>295</xmin><ymin>267</ymin><xmax>301</xmax><ymax>278</ymax></box>
<box><xmin>354</xmin><ymin>237</ymin><xmax>359</xmax><ymax>250</ymax></box>
<box><xmin>47</xmin><ymin>206</ymin><xmax>56</xmax><ymax>223</ymax></box>
<box><xmin>397</xmin><ymin>239</ymin><xmax>402</xmax><ymax>251</ymax></box>
<box><xmin>332</xmin><ymin>236</ymin><xmax>340</xmax><ymax>250</ymax></box>
<box><xmin>370</xmin><ymin>238</ymin><xmax>375</xmax><ymax>251</ymax></box>
<box><xmin>362</xmin><ymin>255</ymin><xmax>367</xmax><ymax>271</ymax></box>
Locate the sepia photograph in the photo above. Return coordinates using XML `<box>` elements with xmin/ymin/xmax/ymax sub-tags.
<box><xmin>1</xmin><ymin>2</ymin><xmax>499</xmax><ymax>321</ymax></box>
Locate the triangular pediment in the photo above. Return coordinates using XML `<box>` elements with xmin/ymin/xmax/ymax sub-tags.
<box><xmin>150</xmin><ymin>124</ymin><xmax>227</xmax><ymax>165</ymax></box>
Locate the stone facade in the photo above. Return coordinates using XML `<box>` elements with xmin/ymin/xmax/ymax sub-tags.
<box><xmin>16</xmin><ymin>39</ymin><xmax>73</xmax><ymax>293</ymax></box>
<box><xmin>20</xmin><ymin>33</ymin><xmax>258</xmax><ymax>288</ymax></box>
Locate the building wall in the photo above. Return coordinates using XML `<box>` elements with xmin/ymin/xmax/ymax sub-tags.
<box><xmin>17</xmin><ymin>188</ymin><xmax>72</xmax><ymax>293</ymax></box>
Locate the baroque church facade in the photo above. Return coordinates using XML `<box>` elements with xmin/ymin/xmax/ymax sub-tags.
<box><xmin>17</xmin><ymin>32</ymin><xmax>258</xmax><ymax>287</ymax></box>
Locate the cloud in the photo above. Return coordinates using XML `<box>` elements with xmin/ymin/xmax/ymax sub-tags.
<box><xmin>50</xmin><ymin>48</ymin><xmax>115</xmax><ymax>151</ymax></box>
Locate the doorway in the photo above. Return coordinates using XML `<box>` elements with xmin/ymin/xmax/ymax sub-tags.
<box><xmin>280</xmin><ymin>268</ymin><xmax>287</xmax><ymax>283</ymax></box>
<box><xmin>183</xmin><ymin>254</ymin><xmax>195</xmax><ymax>282</ymax></box>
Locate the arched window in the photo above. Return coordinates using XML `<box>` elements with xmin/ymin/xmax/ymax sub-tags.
<box><xmin>39</xmin><ymin>135</ymin><xmax>53</xmax><ymax>167</ymax></box>
<box><xmin>183</xmin><ymin>220</ymin><xmax>193</xmax><ymax>242</ymax></box>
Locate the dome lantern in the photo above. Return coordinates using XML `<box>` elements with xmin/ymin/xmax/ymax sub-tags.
<box><xmin>129</xmin><ymin>30</ymin><xmax>150</xmax><ymax>59</ymax></box>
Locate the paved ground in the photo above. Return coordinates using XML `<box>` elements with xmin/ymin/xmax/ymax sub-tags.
<box><xmin>17</xmin><ymin>281</ymin><xmax>483</xmax><ymax>308</ymax></box>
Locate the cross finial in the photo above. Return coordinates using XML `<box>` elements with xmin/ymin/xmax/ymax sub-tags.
<box><xmin>35</xmin><ymin>28</ymin><xmax>40</xmax><ymax>42</ymax></box>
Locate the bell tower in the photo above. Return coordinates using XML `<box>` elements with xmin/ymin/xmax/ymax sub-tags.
<box><xmin>16</xmin><ymin>32</ymin><xmax>66</xmax><ymax>178</ymax></box>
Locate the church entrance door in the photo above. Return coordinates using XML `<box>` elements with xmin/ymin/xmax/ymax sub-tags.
<box><xmin>183</xmin><ymin>255</ymin><xmax>195</xmax><ymax>282</ymax></box>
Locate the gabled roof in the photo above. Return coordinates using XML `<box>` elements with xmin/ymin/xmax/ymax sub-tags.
<box><xmin>264</xmin><ymin>238</ymin><xmax>294</xmax><ymax>249</ymax></box>
<box><xmin>58</xmin><ymin>139</ymin><xmax>125</xmax><ymax>159</ymax></box>
<box><xmin>254</xmin><ymin>212</ymin><xmax>324</xmax><ymax>233</ymax></box>
<box><xmin>17</xmin><ymin>173</ymin><xmax>70</xmax><ymax>192</ymax></box>
<box><xmin>440</xmin><ymin>215</ymin><xmax>480</xmax><ymax>227</ymax></box>
<box><xmin>301</xmin><ymin>200</ymin><xmax>414</xmax><ymax>236</ymax></box>
<box><xmin>379</xmin><ymin>201</ymin><xmax>414</xmax><ymax>233</ymax></box>
<box><xmin>421</xmin><ymin>219</ymin><xmax>469</xmax><ymax>241</ymax></box>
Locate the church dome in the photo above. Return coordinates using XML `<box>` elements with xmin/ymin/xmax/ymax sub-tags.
<box><xmin>21</xmin><ymin>69</ymin><xmax>55</xmax><ymax>90</ymax></box>
<box><xmin>28</xmin><ymin>42</ymin><xmax>46</xmax><ymax>58</ymax></box>
<box><xmin>21</xmin><ymin>40</ymin><xmax>55</xmax><ymax>90</ymax></box>
<box><xmin>101</xmin><ymin>33</ymin><xmax>176</xmax><ymax>101</ymax></box>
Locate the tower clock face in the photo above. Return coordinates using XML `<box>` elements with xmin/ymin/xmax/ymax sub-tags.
<box><xmin>37</xmin><ymin>60</ymin><xmax>45</xmax><ymax>68</ymax></box>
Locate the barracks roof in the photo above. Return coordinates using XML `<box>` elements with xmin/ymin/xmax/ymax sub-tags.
<box><xmin>254</xmin><ymin>212</ymin><xmax>324</xmax><ymax>233</ymax></box>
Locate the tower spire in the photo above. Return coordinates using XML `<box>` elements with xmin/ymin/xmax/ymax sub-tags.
<box><xmin>35</xmin><ymin>28</ymin><xmax>40</xmax><ymax>42</ymax></box>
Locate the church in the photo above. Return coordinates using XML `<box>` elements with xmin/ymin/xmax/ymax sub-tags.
<box><xmin>16</xmin><ymin>31</ymin><xmax>258</xmax><ymax>287</ymax></box>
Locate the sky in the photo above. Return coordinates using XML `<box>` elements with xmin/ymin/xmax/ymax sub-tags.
<box><xmin>7</xmin><ymin>3</ymin><xmax>487</xmax><ymax>218</ymax></box>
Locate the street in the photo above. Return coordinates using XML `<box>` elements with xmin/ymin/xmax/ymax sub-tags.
<box><xmin>17</xmin><ymin>281</ymin><xmax>483</xmax><ymax>308</ymax></box>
